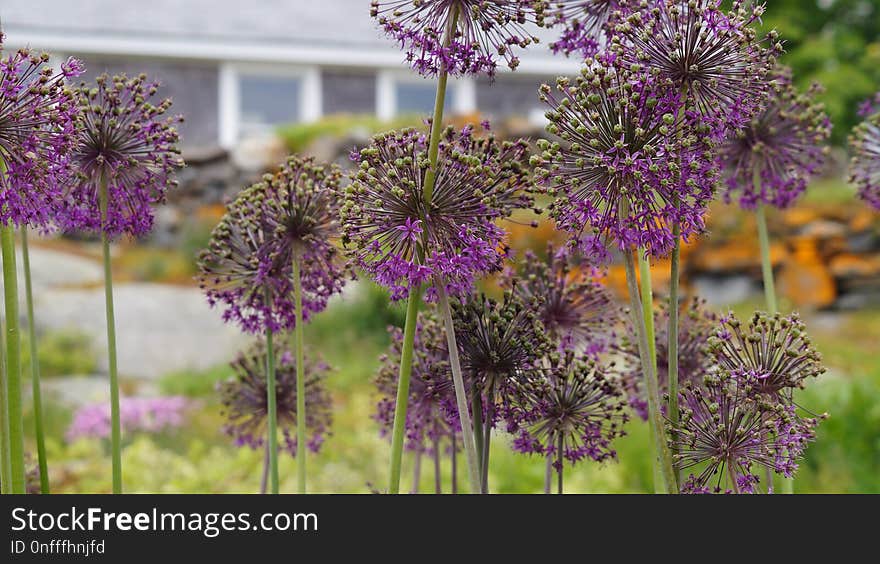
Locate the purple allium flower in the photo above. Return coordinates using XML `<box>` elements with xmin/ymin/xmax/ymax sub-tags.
<box><xmin>849</xmin><ymin>109</ymin><xmax>880</xmax><ymax>210</ymax></box>
<box><xmin>453</xmin><ymin>287</ymin><xmax>552</xmax><ymax>417</ymax></box>
<box><xmin>374</xmin><ymin>310</ymin><xmax>460</xmax><ymax>453</ymax></box>
<box><xmin>612</xmin><ymin>0</ymin><xmax>781</xmax><ymax>134</ymax></box>
<box><xmin>720</xmin><ymin>67</ymin><xmax>831</xmax><ymax>209</ymax></box>
<box><xmin>341</xmin><ymin>124</ymin><xmax>536</xmax><ymax>300</ymax></box>
<box><xmin>706</xmin><ymin>311</ymin><xmax>825</xmax><ymax>402</ymax></box>
<box><xmin>219</xmin><ymin>341</ymin><xmax>333</xmax><ymax>457</ymax></box>
<box><xmin>619</xmin><ymin>296</ymin><xmax>717</xmax><ymax>420</ymax></box>
<box><xmin>501</xmin><ymin>243</ymin><xmax>620</xmax><ymax>355</ymax></box>
<box><xmin>62</xmin><ymin>73</ymin><xmax>183</xmax><ymax>238</ymax></box>
<box><xmin>673</xmin><ymin>371</ymin><xmax>820</xmax><ymax>493</ymax></box>
<box><xmin>546</xmin><ymin>1</ymin><xmax>627</xmax><ymax>58</ymax></box>
<box><xmin>370</xmin><ymin>0</ymin><xmax>551</xmax><ymax>77</ymax></box>
<box><xmin>66</xmin><ymin>396</ymin><xmax>192</xmax><ymax>441</ymax></box>
<box><xmin>509</xmin><ymin>351</ymin><xmax>628</xmax><ymax>466</ymax></box>
<box><xmin>533</xmin><ymin>61</ymin><xmax>717</xmax><ymax>258</ymax></box>
<box><xmin>0</xmin><ymin>49</ymin><xmax>81</xmax><ymax>228</ymax></box>
<box><xmin>198</xmin><ymin>157</ymin><xmax>346</xmax><ymax>334</ymax></box>
<box><xmin>857</xmin><ymin>91</ymin><xmax>880</xmax><ymax>119</ymax></box>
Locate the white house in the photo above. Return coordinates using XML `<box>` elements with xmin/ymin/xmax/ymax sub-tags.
<box><xmin>2</xmin><ymin>0</ymin><xmax>581</xmax><ymax>150</ymax></box>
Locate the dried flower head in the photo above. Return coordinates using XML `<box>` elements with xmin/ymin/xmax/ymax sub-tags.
<box><xmin>673</xmin><ymin>371</ymin><xmax>820</xmax><ymax>493</ymax></box>
<box><xmin>342</xmin><ymin>124</ymin><xmax>535</xmax><ymax>300</ymax></box>
<box><xmin>198</xmin><ymin>157</ymin><xmax>346</xmax><ymax>334</ymax></box>
<box><xmin>509</xmin><ymin>351</ymin><xmax>628</xmax><ymax>466</ymax></box>
<box><xmin>533</xmin><ymin>61</ymin><xmax>716</xmax><ymax>258</ymax></box>
<box><xmin>620</xmin><ymin>295</ymin><xmax>717</xmax><ymax>420</ymax></box>
<box><xmin>219</xmin><ymin>341</ymin><xmax>333</xmax><ymax>456</ymax></box>
<box><xmin>453</xmin><ymin>287</ymin><xmax>551</xmax><ymax>399</ymax></box>
<box><xmin>707</xmin><ymin>311</ymin><xmax>825</xmax><ymax>402</ymax></box>
<box><xmin>502</xmin><ymin>243</ymin><xmax>619</xmax><ymax>354</ymax></box>
<box><xmin>849</xmin><ymin>110</ymin><xmax>880</xmax><ymax>210</ymax></box>
<box><xmin>546</xmin><ymin>0</ymin><xmax>627</xmax><ymax>57</ymax></box>
<box><xmin>0</xmin><ymin>49</ymin><xmax>81</xmax><ymax>228</ymax></box>
<box><xmin>375</xmin><ymin>310</ymin><xmax>459</xmax><ymax>452</ymax></box>
<box><xmin>371</xmin><ymin>0</ymin><xmax>551</xmax><ymax>77</ymax></box>
<box><xmin>721</xmin><ymin>67</ymin><xmax>831</xmax><ymax>209</ymax></box>
<box><xmin>612</xmin><ymin>0</ymin><xmax>781</xmax><ymax>133</ymax></box>
<box><xmin>63</xmin><ymin>73</ymin><xmax>183</xmax><ymax>238</ymax></box>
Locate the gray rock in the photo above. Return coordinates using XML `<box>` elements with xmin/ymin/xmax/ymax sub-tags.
<box><xmin>692</xmin><ymin>274</ymin><xmax>760</xmax><ymax>306</ymax></box>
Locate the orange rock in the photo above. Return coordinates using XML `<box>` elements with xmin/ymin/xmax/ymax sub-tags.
<box><xmin>778</xmin><ymin>237</ymin><xmax>836</xmax><ymax>309</ymax></box>
<box><xmin>829</xmin><ymin>253</ymin><xmax>880</xmax><ymax>278</ymax></box>
<box><xmin>850</xmin><ymin>209</ymin><xmax>878</xmax><ymax>232</ymax></box>
<box><xmin>782</xmin><ymin>208</ymin><xmax>821</xmax><ymax>229</ymax></box>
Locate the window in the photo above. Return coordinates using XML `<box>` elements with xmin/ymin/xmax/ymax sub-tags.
<box><xmin>395</xmin><ymin>82</ymin><xmax>452</xmax><ymax>115</ymax></box>
<box><xmin>239</xmin><ymin>74</ymin><xmax>302</xmax><ymax>136</ymax></box>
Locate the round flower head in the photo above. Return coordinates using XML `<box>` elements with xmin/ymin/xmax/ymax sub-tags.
<box><xmin>0</xmin><ymin>49</ymin><xmax>82</xmax><ymax>228</ymax></box>
<box><xmin>198</xmin><ymin>158</ymin><xmax>346</xmax><ymax>334</ymax></box>
<box><xmin>546</xmin><ymin>0</ymin><xmax>627</xmax><ymax>58</ymax></box>
<box><xmin>453</xmin><ymin>287</ymin><xmax>552</xmax><ymax>400</ymax></box>
<box><xmin>673</xmin><ymin>371</ymin><xmax>820</xmax><ymax>493</ymax></box>
<box><xmin>534</xmin><ymin>61</ymin><xmax>716</xmax><ymax>258</ymax></box>
<box><xmin>63</xmin><ymin>73</ymin><xmax>183</xmax><ymax>238</ymax></box>
<box><xmin>849</xmin><ymin>109</ymin><xmax>880</xmax><ymax>210</ymax></box>
<box><xmin>375</xmin><ymin>310</ymin><xmax>459</xmax><ymax>453</ymax></box>
<box><xmin>501</xmin><ymin>243</ymin><xmax>619</xmax><ymax>354</ymax></box>
<box><xmin>707</xmin><ymin>311</ymin><xmax>825</xmax><ymax>402</ymax></box>
<box><xmin>857</xmin><ymin>91</ymin><xmax>880</xmax><ymax>119</ymax></box>
<box><xmin>619</xmin><ymin>295</ymin><xmax>716</xmax><ymax>420</ymax></box>
<box><xmin>219</xmin><ymin>341</ymin><xmax>333</xmax><ymax>456</ymax></box>
<box><xmin>612</xmin><ymin>0</ymin><xmax>781</xmax><ymax>134</ymax></box>
<box><xmin>509</xmin><ymin>351</ymin><xmax>628</xmax><ymax>466</ymax></box>
<box><xmin>371</xmin><ymin>0</ymin><xmax>551</xmax><ymax>77</ymax></box>
<box><xmin>342</xmin><ymin>124</ymin><xmax>535</xmax><ymax>300</ymax></box>
<box><xmin>721</xmin><ymin>67</ymin><xmax>831</xmax><ymax>209</ymax></box>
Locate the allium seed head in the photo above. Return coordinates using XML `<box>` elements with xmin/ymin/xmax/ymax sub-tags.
<box><xmin>198</xmin><ymin>156</ymin><xmax>347</xmax><ymax>334</ymax></box>
<box><xmin>535</xmin><ymin>60</ymin><xmax>717</xmax><ymax>258</ymax></box>
<box><xmin>63</xmin><ymin>73</ymin><xmax>183</xmax><ymax>238</ymax></box>
<box><xmin>0</xmin><ymin>49</ymin><xmax>82</xmax><ymax>228</ymax></box>
<box><xmin>508</xmin><ymin>351</ymin><xmax>628</xmax><ymax>465</ymax></box>
<box><xmin>342</xmin><ymin>123</ymin><xmax>536</xmax><ymax>300</ymax></box>
<box><xmin>849</xmin><ymin>108</ymin><xmax>880</xmax><ymax>210</ymax></box>
<box><xmin>370</xmin><ymin>0</ymin><xmax>551</xmax><ymax>77</ymax></box>
<box><xmin>546</xmin><ymin>1</ymin><xmax>628</xmax><ymax>58</ymax></box>
<box><xmin>219</xmin><ymin>341</ymin><xmax>333</xmax><ymax>456</ymax></box>
<box><xmin>502</xmin><ymin>243</ymin><xmax>620</xmax><ymax>355</ymax></box>
<box><xmin>720</xmin><ymin>66</ymin><xmax>831</xmax><ymax>209</ymax></box>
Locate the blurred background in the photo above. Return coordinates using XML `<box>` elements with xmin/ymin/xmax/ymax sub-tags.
<box><xmin>1</xmin><ymin>0</ymin><xmax>878</xmax><ymax>493</ymax></box>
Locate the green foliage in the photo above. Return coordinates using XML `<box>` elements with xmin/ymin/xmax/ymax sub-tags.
<box><xmin>159</xmin><ymin>364</ymin><xmax>233</xmax><ymax>398</ymax></box>
<box><xmin>277</xmin><ymin>114</ymin><xmax>424</xmax><ymax>154</ymax></box>
<box><xmin>22</xmin><ymin>330</ymin><xmax>97</xmax><ymax>379</ymax></box>
<box><xmin>757</xmin><ymin>0</ymin><xmax>880</xmax><ymax>144</ymax></box>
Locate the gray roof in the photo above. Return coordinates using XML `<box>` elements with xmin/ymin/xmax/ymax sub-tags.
<box><xmin>1</xmin><ymin>0</ymin><xmax>569</xmax><ymax>66</ymax></box>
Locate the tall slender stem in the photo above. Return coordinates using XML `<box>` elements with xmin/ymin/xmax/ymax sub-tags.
<box><xmin>621</xmin><ymin>199</ymin><xmax>676</xmax><ymax>494</ymax></box>
<box><xmin>264</xmin><ymin>316</ymin><xmax>279</xmax><ymax>494</ymax></box>
<box><xmin>98</xmin><ymin>174</ymin><xmax>123</xmax><ymax>494</ymax></box>
<box><xmin>388</xmin><ymin>286</ymin><xmax>422</xmax><ymax>494</ymax></box>
<box><xmin>433</xmin><ymin>436</ymin><xmax>441</xmax><ymax>494</ymax></box>
<box><xmin>1</xmin><ymin>227</ymin><xmax>24</xmax><ymax>493</ymax></box>
<box><xmin>557</xmin><ymin>434</ymin><xmax>564</xmax><ymax>495</ymax></box>
<box><xmin>756</xmin><ymin>203</ymin><xmax>778</xmax><ymax>314</ymax></box>
<box><xmin>21</xmin><ymin>229</ymin><xmax>49</xmax><ymax>493</ymax></box>
<box><xmin>480</xmin><ymin>393</ymin><xmax>493</xmax><ymax>494</ymax></box>
<box><xmin>292</xmin><ymin>250</ymin><xmax>307</xmax><ymax>494</ymax></box>
<box><xmin>0</xmin><ymin>302</ymin><xmax>10</xmax><ymax>493</ymax></box>
<box><xmin>260</xmin><ymin>440</ymin><xmax>270</xmax><ymax>494</ymax></box>
<box><xmin>667</xmin><ymin>213</ymin><xmax>682</xmax><ymax>491</ymax></box>
<box><xmin>471</xmin><ymin>391</ymin><xmax>484</xmax><ymax>475</ymax></box>
<box><xmin>544</xmin><ymin>456</ymin><xmax>552</xmax><ymax>495</ymax></box>
<box><xmin>411</xmin><ymin>450</ymin><xmax>422</xmax><ymax>494</ymax></box>
<box><xmin>436</xmin><ymin>282</ymin><xmax>481</xmax><ymax>493</ymax></box>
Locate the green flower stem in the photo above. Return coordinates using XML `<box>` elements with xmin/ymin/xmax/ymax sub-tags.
<box><xmin>98</xmin><ymin>174</ymin><xmax>123</xmax><ymax>494</ymax></box>
<box><xmin>756</xmin><ymin>203</ymin><xmax>778</xmax><ymax>314</ymax></box>
<box><xmin>0</xmin><ymin>224</ymin><xmax>24</xmax><ymax>494</ymax></box>
<box><xmin>292</xmin><ymin>251</ymin><xmax>307</xmax><ymax>494</ymax></box>
<box><xmin>622</xmin><ymin>199</ymin><xmax>676</xmax><ymax>494</ymax></box>
<box><xmin>436</xmin><ymin>282</ymin><xmax>482</xmax><ymax>493</ymax></box>
<box><xmin>388</xmin><ymin>285</ymin><xmax>422</xmax><ymax>494</ymax></box>
<box><xmin>480</xmin><ymin>388</ymin><xmax>493</xmax><ymax>493</ymax></box>
<box><xmin>21</xmin><ymin>229</ymin><xmax>49</xmax><ymax>493</ymax></box>
<box><xmin>557</xmin><ymin>434</ymin><xmax>564</xmax><ymax>495</ymax></box>
<box><xmin>0</xmin><ymin>300</ymin><xmax>10</xmax><ymax>494</ymax></box>
<box><xmin>667</xmin><ymin>213</ymin><xmax>682</xmax><ymax>491</ymax></box>
<box><xmin>544</xmin><ymin>455</ymin><xmax>552</xmax><ymax>495</ymax></box>
<box><xmin>471</xmin><ymin>392</ymin><xmax>483</xmax><ymax>476</ymax></box>
<box><xmin>264</xmin><ymin>309</ymin><xmax>279</xmax><ymax>494</ymax></box>
<box><xmin>411</xmin><ymin>450</ymin><xmax>422</xmax><ymax>494</ymax></box>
